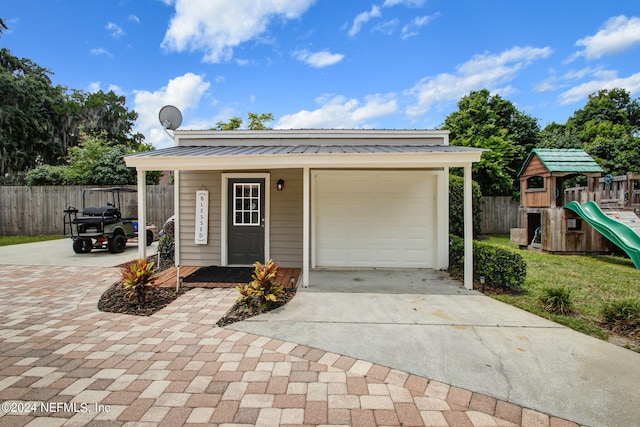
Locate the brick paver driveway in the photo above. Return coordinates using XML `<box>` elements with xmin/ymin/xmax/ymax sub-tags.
<box><xmin>0</xmin><ymin>265</ymin><xmax>575</xmax><ymax>426</ymax></box>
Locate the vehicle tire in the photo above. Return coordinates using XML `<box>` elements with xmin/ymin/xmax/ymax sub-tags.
<box><xmin>146</xmin><ymin>229</ymin><xmax>154</xmax><ymax>246</ymax></box>
<box><xmin>108</xmin><ymin>234</ymin><xmax>127</xmax><ymax>253</ymax></box>
<box><xmin>73</xmin><ymin>238</ymin><xmax>92</xmax><ymax>254</ymax></box>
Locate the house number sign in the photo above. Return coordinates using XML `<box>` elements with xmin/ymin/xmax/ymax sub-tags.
<box><xmin>195</xmin><ymin>190</ymin><xmax>209</xmax><ymax>244</ymax></box>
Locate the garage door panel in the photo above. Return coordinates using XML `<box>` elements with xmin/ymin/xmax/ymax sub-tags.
<box><xmin>315</xmin><ymin>171</ymin><xmax>436</xmax><ymax>268</ymax></box>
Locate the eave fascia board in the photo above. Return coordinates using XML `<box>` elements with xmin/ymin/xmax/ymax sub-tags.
<box><xmin>173</xmin><ymin>129</ymin><xmax>450</xmax><ymax>146</ymax></box>
<box><xmin>125</xmin><ymin>151</ymin><xmax>483</xmax><ymax>171</ymax></box>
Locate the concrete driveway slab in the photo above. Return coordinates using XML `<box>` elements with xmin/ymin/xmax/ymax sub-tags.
<box><xmin>0</xmin><ymin>238</ymin><xmax>156</xmax><ymax>267</ymax></box>
<box><xmin>229</xmin><ymin>271</ymin><xmax>640</xmax><ymax>427</ymax></box>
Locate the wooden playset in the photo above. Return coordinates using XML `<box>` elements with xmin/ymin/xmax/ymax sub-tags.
<box><xmin>510</xmin><ymin>149</ymin><xmax>640</xmax><ymax>261</ymax></box>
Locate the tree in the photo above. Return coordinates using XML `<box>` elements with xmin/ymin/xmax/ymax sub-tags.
<box><xmin>0</xmin><ymin>48</ymin><xmax>67</xmax><ymax>177</ymax></box>
<box><xmin>541</xmin><ymin>89</ymin><xmax>640</xmax><ymax>175</ymax></box>
<box><xmin>1</xmin><ymin>47</ymin><xmax>147</xmax><ymax>182</ymax></box>
<box><xmin>213</xmin><ymin>112</ymin><xmax>274</xmax><ymax>130</ymax></box>
<box><xmin>247</xmin><ymin>112</ymin><xmax>274</xmax><ymax>130</ymax></box>
<box><xmin>442</xmin><ymin>89</ymin><xmax>541</xmax><ymax>196</ymax></box>
<box><xmin>27</xmin><ymin>130</ymin><xmax>161</xmax><ymax>185</ymax></box>
<box><xmin>214</xmin><ymin>116</ymin><xmax>243</xmax><ymax>130</ymax></box>
<box><xmin>0</xmin><ymin>18</ymin><xmax>7</xmax><ymax>36</ymax></box>
<box><xmin>54</xmin><ymin>89</ymin><xmax>144</xmax><ymax>154</ymax></box>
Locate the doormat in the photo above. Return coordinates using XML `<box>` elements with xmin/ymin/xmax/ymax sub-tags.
<box><xmin>182</xmin><ymin>266</ymin><xmax>254</xmax><ymax>284</ymax></box>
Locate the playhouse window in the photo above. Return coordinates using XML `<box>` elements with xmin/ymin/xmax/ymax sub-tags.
<box><xmin>567</xmin><ymin>218</ymin><xmax>583</xmax><ymax>231</ymax></box>
<box><xmin>526</xmin><ymin>176</ymin><xmax>545</xmax><ymax>190</ymax></box>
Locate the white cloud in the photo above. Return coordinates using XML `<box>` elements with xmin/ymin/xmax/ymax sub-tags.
<box><xmin>405</xmin><ymin>46</ymin><xmax>552</xmax><ymax>117</ymax></box>
<box><xmin>373</xmin><ymin>19</ymin><xmax>399</xmax><ymax>36</ymax></box>
<box><xmin>558</xmin><ymin>71</ymin><xmax>640</xmax><ymax>105</ymax></box>
<box><xmin>293</xmin><ymin>49</ymin><xmax>344</xmax><ymax>67</ymax></box>
<box><xmin>90</xmin><ymin>47</ymin><xmax>113</xmax><ymax>58</ymax></box>
<box><xmin>275</xmin><ymin>93</ymin><xmax>398</xmax><ymax>129</ymax></box>
<box><xmin>161</xmin><ymin>0</ymin><xmax>315</xmax><ymax>63</ymax></box>
<box><xmin>106</xmin><ymin>22</ymin><xmax>125</xmax><ymax>38</ymax></box>
<box><xmin>535</xmin><ymin>67</ymin><xmax>608</xmax><ymax>93</ymax></box>
<box><xmin>133</xmin><ymin>73</ymin><xmax>211</xmax><ymax>148</ymax></box>
<box><xmin>401</xmin><ymin>14</ymin><xmax>436</xmax><ymax>39</ymax></box>
<box><xmin>573</xmin><ymin>15</ymin><xmax>640</xmax><ymax>61</ymax></box>
<box><xmin>383</xmin><ymin>0</ymin><xmax>426</xmax><ymax>7</ymax></box>
<box><xmin>348</xmin><ymin>5</ymin><xmax>381</xmax><ymax>37</ymax></box>
<box><xmin>87</xmin><ymin>82</ymin><xmax>124</xmax><ymax>94</ymax></box>
<box><xmin>128</xmin><ymin>15</ymin><xmax>140</xmax><ymax>24</ymax></box>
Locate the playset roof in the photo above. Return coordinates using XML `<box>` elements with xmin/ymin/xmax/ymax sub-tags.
<box><xmin>518</xmin><ymin>148</ymin><xmax>604</xmax><ymax>177</ymax></box>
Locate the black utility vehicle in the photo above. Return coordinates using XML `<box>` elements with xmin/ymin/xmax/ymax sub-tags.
<box><xmin>63</xmin><ymin>187</ymin><xmax>153</xmax><ymax>254</ymax></box>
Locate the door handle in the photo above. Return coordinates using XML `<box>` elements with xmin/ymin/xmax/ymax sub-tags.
<box><xmin>261</xmin><ymin>218</ymin><xmax>265</xmax><ymax>228</ymax></box>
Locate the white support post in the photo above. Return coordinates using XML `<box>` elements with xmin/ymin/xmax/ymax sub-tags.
<box><xmin>463</xmin><ymin>164</ymin><xmax>473</xmax><ymax>290</ymax></box>
<box><xmin>302</xmin><ymin>167</ymin><xmax>310</xmax><ymax>287</ymax></box>
<box><xmin>174</xmin><ymin>170</ymin><xmax>180</xmax><ymax>290</ymax></box>
<box><xmin>137</xmin><ymin>170</ymin><xmax>147</xmax><ymax>260</ymax></box>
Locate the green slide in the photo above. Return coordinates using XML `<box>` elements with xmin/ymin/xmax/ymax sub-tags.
<box><xmin>564</xmin><ymin>201</ymin><xmax>640</xmax><ymax>269</ymax></box>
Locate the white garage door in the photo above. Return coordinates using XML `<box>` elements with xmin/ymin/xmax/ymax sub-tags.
<box><xmin>314</xmin><ymin>171</ymin><xmax>437</xmax><ymax>268</ymax></box>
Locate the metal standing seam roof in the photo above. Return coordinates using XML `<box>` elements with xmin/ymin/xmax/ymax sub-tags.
<box><xmin>127</xmin><ymin>144</ymin><xmax>485</xmax><ymax>158</ymax></box>
<box><xmin>518</xmin><ymin>148</ymin><xmax>604</xmax><ymax>176</ymax></box>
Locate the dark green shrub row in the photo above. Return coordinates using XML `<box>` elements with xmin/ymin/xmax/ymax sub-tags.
<box><xmin>449</xmin><ymin>175</ymin><xmax>483</xmax><ymax>238</ymax></box>
<box><xmin>449</xmin><ymin>234</ymin><xmax>527</xmax><ymax>289</ymax></box>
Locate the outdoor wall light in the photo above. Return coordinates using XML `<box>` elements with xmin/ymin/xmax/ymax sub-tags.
<box><xmin>277</xmin><ymin>179</ymin><xmax>285</xmax><ymax>191</ymax></box>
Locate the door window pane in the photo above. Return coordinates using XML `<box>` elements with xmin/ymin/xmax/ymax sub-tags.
<box><xmin>233</xmin><ymin>183</ymin><xmax>261</xmax><ymax>226</ymax></box>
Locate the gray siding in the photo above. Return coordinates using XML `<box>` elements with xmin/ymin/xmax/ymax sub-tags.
<box><xmin>177</xmin><ymin>169</ymin><xmax>303</xmax><ymax>267</ymax></box>
<box><xmin>178</xmin><ymin>171</ymin><xmax>222</xmax><ymax>266</ymax></box>
<box><xmin>269</xmin><ymin>169</ymin><xmax>303</xmax><ymax>267</ymax></box>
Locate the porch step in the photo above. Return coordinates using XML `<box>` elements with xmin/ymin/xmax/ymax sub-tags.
<box><xmin>154</xmin><ymin>266</ymin><xmax>301</xmax><ymax>290</ymax></box>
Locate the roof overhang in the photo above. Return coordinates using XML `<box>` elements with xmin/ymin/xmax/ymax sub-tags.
<box><xmin>125</xmin><ymin>145</ymin><xmax>485</xmax><ymax>171</ymax></box>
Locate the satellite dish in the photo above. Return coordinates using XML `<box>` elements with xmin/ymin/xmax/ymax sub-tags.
<box><xmin>158</xmin><ymin>105</ymin><xmax>182</xmax><ymax>130</ymax></box>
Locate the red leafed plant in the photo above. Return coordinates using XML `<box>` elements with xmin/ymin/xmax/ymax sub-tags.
<box><xmin>236</xmin><ymin>259</ymin><xmax>284</xmax><ymax>309</ymax></box>
<box><xmin>121</xmin><ymin>258</ymin><xmax>157</xmax><ymax>303</ymax></box>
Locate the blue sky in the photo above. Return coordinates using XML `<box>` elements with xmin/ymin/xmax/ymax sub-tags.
<box><xmin>3</xmin><ymin>0</ymin><xmax>640</xmax><ymax>148</ymax></box>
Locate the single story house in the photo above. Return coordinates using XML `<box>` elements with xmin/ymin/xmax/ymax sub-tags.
<box><xmin>125</xmin><ymin>129</ymin><xmax>484</xmax><ymax>289</ymax></box>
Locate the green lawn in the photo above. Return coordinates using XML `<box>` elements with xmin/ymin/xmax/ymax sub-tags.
<box><xmin>480</xmin><ymin>234</ymin><xmax>640</xmax><ymax>347</ymax></box>
<box><xmin>0</xmin><ymin>235</ymin><xmax>64</xmax><ymax>246</ymax></box>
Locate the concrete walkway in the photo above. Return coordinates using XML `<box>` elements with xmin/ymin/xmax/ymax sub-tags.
<box><xmin>229</xmin><ymin>270</ymin><xmax>640</xmax><ymax>427</ymax></box>
<box><xmin>0</xmin><ymin>265</ymin><xmax>577</xmax><ymax>426</ymax></box>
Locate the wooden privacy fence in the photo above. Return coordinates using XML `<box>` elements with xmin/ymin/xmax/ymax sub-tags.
<box><xmin>2</xmin><ymin>186</ymin><xmax>518</xmax><ymax>236</ymax></box>
<box><xmin>480</xmin><ymin>196</ymin><xmax>519</xmax><ymax>234</ymax></box>
<box><xmin>1</xmin><ymin>186</ymin><xmax>174</xmax><ymax>236</ymax></box>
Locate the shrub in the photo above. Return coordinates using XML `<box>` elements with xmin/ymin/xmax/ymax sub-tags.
<box><xmin>158</xmin><ymin>234</ymin><xmax>175</xmax><ymax>261</ymax></box>
<box><xmin>449</xmin><ymin>175</ymin><xmax>483</xmax><ymax>238</ymax></box>
<box><xmin>236</xmin><ymin>259</ymin><xmax>284</xmax><ymax>309</ymax></box>
<box><xmin>539</xmin><ymin>286</ymin><xmax>574</xmax><ymax>315</ymax></box>
<box><xmin>26</xmin><ymin>165</ymin><xmax>69</xmax><ymax>186</ymax></box>
<box><xmin>601</xmin><ymin>298</ymin><xmax>640</xmax><ymax>336</ymax></box>
<box><xmin>449</xmin><ymin>234</ymin><xmax>527</xmax><ymax>289</ymax></box>
<box><xmin>121</xmin><ymin>258</ymin><xmax>157</xmax><ymax>303</ymax></box>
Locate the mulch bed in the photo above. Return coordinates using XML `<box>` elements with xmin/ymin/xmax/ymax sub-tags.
<box><xmin>216</xmin><ymin>289</ymin><xmax>296</xmax><ymax>327</ymax></box>
<box><xmin>97</xmin><ymin>256</ymin><xmax>297</xmax><ymax>323</ymax></box>
<box><xmin>97</xmin><ymin>282</ymin><xmax>189</xmax><ymax>317</ymax></box>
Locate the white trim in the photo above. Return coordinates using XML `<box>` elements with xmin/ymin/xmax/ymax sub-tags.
<box><xmin>302</xmin><ymin>167</ymin><xmax>310</xmax><ymax>287</ymax></box>
<box><xmin>126</xmin><ymin>151</ymin><xmax>483</xmax><ymax>171</ymax></box>
<box><xmin>436</xmin><ymin>168</ymin><xmax>449</xmax><ymax>269</ymax></box>
<box><xmin>174</xmin><ymin>128</ymin><xmax>450</xmax><ymax>144</ymax></box>
<box><xmin>136</xmin><ymin>170</ymin><xmax>147</xmax><ymax>260</ymax></box>
<box><xmin>221</xmin><ymin>173</ymin><xmax>270</xmax><ymax>266</ymax></box>
<box><xmin>174</xmin><ymin>171</ymin><xmax>181</xmax><ymax>267</ymax></box>
<box><xmin>464</xmin><ymin>165</ymin><xmax>473</xmax><ymax>290</ymax></box>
